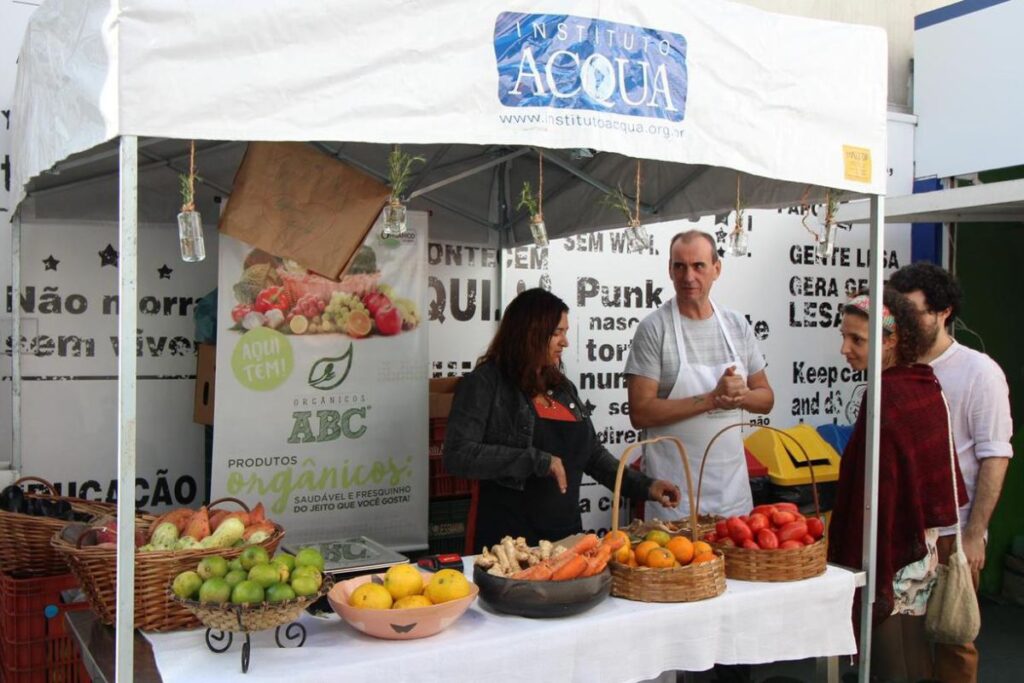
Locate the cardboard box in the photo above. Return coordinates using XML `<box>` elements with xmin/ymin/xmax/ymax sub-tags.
<box><xmin>194</xmin><ymin>343</ymin><xmax>216</xmax><ymax>425</ymax></box>
<box><xmin>429</xmin><ymin>377</ymin><xmax>460</xmax><ymax>420</ymax></box>
<box><xmin>218</xmin><ymin>142</ymin><xmax>391</xmax><ymax>279</ymax></box>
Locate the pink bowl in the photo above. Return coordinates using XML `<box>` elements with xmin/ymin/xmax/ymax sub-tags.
<box><xmin>327</xmin><ymin>569</ymin><xmax>478</xmax><ymax>640</ymax></box>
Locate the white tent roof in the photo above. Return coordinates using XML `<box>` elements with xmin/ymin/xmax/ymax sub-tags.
<box><xmin>12</xmin><ymin>0</ymin><xmax>887</xmax><ymax>241</ymax></box>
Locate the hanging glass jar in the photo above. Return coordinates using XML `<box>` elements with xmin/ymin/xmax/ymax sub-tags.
<box><xmin>177</xmin><ymin>209</ymin><xmax>206</xmax><ymax>262</ymax></box>
<box><xmin>727</xmin><ymin>223</ymin><xmax>748</xmax><ymax>257</ymax></box>
<box><xmin>529</xmin><ymin>214</ymin><xmax>549</xmax><ymax>247</ymax></box>
<box><xmin>177</xmin><ymin>140</ymin><xmax>206</xmax><ymax>262</ymax></box>
<box><xmin>815</xmin><ymin>222</ymin><xmax>836</xmax><ymax>259</ymax></box>
<box><xmin>625</xmin><ymin>219</ymin><xmax>650</xmax><ymax>252</ymax></box>
<box><xmin>381</xmin><ymin>196</ymin><xmax>408</xmax><ymax>238</ymax></box>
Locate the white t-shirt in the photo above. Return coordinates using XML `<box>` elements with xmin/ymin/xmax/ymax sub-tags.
<box><xmin>932</xmin><ymin>341</ymin><xmax>1013</xmax><ymax>533</ymax></box>
<box><xmin>624</xmin><ymin>300</ymin><xmax>767</xmax><ymax>395</ymax></box>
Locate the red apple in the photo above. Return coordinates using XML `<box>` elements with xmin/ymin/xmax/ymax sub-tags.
<box><xmin>362</xmin><ymin>292</ymin><xmax>392</xmax><ymax>317</ymax></box>
<box><xmin>93</xmin><ymin>523</ymin><xmax>118</xmax><ymax>545</ymax></box>
<box><xmin>374</xmin><ymin>304</ymin><xmax>402</xmax><ymax>336</ymax></box>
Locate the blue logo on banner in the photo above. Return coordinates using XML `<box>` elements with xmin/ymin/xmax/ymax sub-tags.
<box><xmin>494</xmin><ymin>13</ymin><xmax>688</xmax><ymax>122</ymax></box>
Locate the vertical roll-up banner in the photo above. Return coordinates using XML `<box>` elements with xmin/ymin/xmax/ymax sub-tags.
<box><xmin>211</xmin><ymin>214</ymin><xmax>429</xmax><ymax>550</ymax></box>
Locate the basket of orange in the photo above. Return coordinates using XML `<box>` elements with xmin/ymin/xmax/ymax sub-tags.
<box><xmin>700</xmin><ymin>424</ymin><xmax>827</xmax><ymax>582</ymax></box>
<box><xmin>608</xmin><ymin>437</ymin><xmax>726</xmax><ymax>603</ymax></box>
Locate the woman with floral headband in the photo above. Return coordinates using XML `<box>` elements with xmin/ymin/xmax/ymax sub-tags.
<box><xmin>828</xmin><ymin>287</ymin><xmax>967</xmax><ymax>682</ymax></box>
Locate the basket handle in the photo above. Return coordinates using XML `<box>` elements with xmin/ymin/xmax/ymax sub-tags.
<box><xmin>611</xmin><ymin>435</ymin><xmax>699</xmax><ymax>541</ymax></box>
<box><xmin>13</xmin><ymin>476</ymin><xmax>57</xmax><ymax>496</ymax></box>
<box><xmin>209</xmin><ymin>497</ymin><xmax>251</xmax><ymax>512</ymax></box>
<box><xmin>693</xmin><ymin>423</ymin><xmax>820</xmax><ymax>518</ymax></box>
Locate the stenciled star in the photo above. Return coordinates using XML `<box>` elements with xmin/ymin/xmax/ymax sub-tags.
<box><xmin>583</xmin><ymin>399</ymin><xmax>597</xmax><ymax>418</ymax></box>
<box><xmin>714</xmin><ymin>228</ymin><xmax>727</xmax><ymax>243</ymax></box>
<box><xmin>99</xmin><ymin>244</ymin><xmax>119</xmax><ymax>268</ymax></box>
<box><xmin>42</xmin><ymin>255</ymin><xmax>60</xmax><ymax>271</ymax></box>
<box><xmin>157</xmin><ymin>264</ymin><xmax>173</xmax><ymax>279</ymax></box>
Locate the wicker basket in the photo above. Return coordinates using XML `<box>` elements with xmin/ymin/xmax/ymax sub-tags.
<box><xmin>609</xmin><ymin>436</ymin><xmax>726</xmax><ymax>602</ymax></box>
<box><xmin>699</xmin><ymin>424</ymin><xmax>827</xmax><ymax>582</ymax></box>
<box><xmin>0</xmin><ymin>477</ymin><xmax>117</xmax><ymax>576</ymax></box>
<box><xmin>622</xmin><ymin>515</ymin><xmax>720</xmax><ymax>542</ymax></box>
<box><xmin>168</xmin><ymin>578</ymin><xmax>331</xmax><ymax>633</ymax></box>
<box><xmin>51</xmin><ymin>497</ymin><xmax>284</xmax><ymax>631</ymax></box>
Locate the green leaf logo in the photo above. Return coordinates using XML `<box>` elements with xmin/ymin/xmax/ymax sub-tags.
<box><xmin>308</xmin><ymin>343</ymin><xmax>354</xmax><ymax>390</ymax></box>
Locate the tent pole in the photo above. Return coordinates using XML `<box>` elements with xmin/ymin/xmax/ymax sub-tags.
<box><xmin>858</xmin><ymin>194</ymin><xmax>885</xmax><ymax>682</ymax></box>
<box><xmin>115</xmin><ymin>134</ymin><xmax>139</xmax><ymax>683</ymax></box>
<box><xmin>10</xmin><ymin>209</ymin><xmax>22</xmax><ymax>475</ymax></box>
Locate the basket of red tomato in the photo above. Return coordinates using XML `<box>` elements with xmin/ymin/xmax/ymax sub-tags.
<box><xmin>698</xmin><ymin>424</ymin><xmax>827</xmax><ymax>582</ymax></box>
<box><xmin>703</xmin><ymin>502</ymin><xmax>826</xmax><ymax>581</ymax></box>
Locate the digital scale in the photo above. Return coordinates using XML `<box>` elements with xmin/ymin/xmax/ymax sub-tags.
<box><xmin>282</xmin><ymin>535</ymin><xmax>409</xmax><ymax>579</ymax></box>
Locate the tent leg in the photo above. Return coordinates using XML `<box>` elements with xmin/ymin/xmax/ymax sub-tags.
<box><xmin>115</xmin><ymin>134</ymin><xmax>139</xmax><ymax>683</ymax></box>
<box><xmin>858</xmin><ymin>194</ymin><xmax>885</xmax><ymax>682</ymax></box>
<box><xmin>10</xmin><ymin>210</ymin><xmax>22</xmax><ymax>476</ymax></box>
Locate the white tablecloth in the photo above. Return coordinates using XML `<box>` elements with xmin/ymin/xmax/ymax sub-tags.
<box><xmin>145</xmin><ymin>562</ymin><xmax>857</xmax><ymax>683</ymax></box>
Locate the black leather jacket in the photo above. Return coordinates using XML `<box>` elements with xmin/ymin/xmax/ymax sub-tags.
<box><xmin>442</xmin><ymin>360</ymin><xmax>653</xmax><ymax>500</ymax></box>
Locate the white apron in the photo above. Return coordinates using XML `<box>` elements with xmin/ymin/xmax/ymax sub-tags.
<box><xmin>643</xmin><ymin>299</ymin><xmax>753</xmax><ymax>520</ymax></box>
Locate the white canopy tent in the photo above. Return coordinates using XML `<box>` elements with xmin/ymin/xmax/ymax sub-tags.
<box><xmin>10</xmin><ymin>1</ymin><xmax>888</xmax><ymax>680</ymax></box>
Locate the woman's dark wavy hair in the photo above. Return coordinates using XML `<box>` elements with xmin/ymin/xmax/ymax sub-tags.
<box><xmin>842</xmin><ymin>287</ymin><xmax>926</xmax><ymax>366</ymax></box>
<box><xmin>480</xmin><ymin>288</ymin><xmax>568</xmax><ymax>395</ymax></box>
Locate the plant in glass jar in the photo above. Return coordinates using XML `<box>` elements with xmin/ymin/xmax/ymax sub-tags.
<box><xmin>382</xmin><ymin>147</ymin><xmax>425</xmax><ymax>237</ymax></box>
<box><xmin>727</xmin><ymin>175</ymin><xmax>748</xmax><ymax>257</ymax></box>
<box><xmin>602</xmin><ymin>160</ymin><xmax>649</xmax><ymax>253</ymax></box>
<box><xmin>802</xmin><ymin>188</ymin><xmax>840</xmax><ymax>260</ymax></box>
<box><xmin>177</xmin><ymin>141</ymin><xmax>205</xmax><ymax>262</ymax></box>
<box><xmin>517</xmin><ymin>180</ymin><xmax>547</xmax><ymax>247</ymax></box>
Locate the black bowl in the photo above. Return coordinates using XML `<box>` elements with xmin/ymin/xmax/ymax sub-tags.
<box><xmin>472</xmin><ymin>564</ymin><xmax>611</xmax><ymax>618</ymax></box>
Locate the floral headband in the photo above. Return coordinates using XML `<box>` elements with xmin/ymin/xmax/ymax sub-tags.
<box><xmin>847</xmin><ymin>294</ymin><xmax>895</xmax><ymax>333</ymax></box>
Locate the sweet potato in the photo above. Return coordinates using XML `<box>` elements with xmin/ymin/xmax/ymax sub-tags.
<box><xmin>182</xmin><ymin>506</ymin><xmax>210</xmax><ymax>541</ymax></box>
<box><xmin>208</xmin><ymin>510</ymin><xmax>229</xmax><ymax>532</ymax></box>
<box><xmin>249</xmin><ymin>502</ymin><xmax>266</xmax><ymax>524</ymax></box>
<box><xmin>242</xmin><ymin>520</ymin><xmax>276</xmax><ymax>541</ymax></box>
<box><xmin>213</xmin><ymin>510</ymin><xmax>250</xmax><ymax>530</ymax></box>
<box><xmin>148</xmin><ymin>507</ymin><xmax>193</xmax><ymax>542</ymax></box>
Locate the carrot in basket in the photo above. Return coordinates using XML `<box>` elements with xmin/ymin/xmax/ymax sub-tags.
<box><xmin>551</xmin><ymin>554</ymin><xmax>588</xmax><ymax>581</ymax></box>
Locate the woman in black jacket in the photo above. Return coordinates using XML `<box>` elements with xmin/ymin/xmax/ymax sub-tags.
<box><xmin>443</xmin><ymin>288</ymin><xmax>680</xmax><ymax>551</ymax></box>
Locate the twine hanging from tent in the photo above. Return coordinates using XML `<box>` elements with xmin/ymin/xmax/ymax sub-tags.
<box><xmin>538</xmin><ymin>151</ymin><xmax>544</xmax><ymax>219</ymax></box>
<box><xmin>633</xmin><ymin>160</ymin><xmax>641</xmax><ymax>226</ymax></box>
<box><xmin>180</xmin><ymin>140</ymin><xmax>197</xmax><ymax>213</ymax></box>
<box><xmin>733</xmin><ymin>174</ymin><xmax>743</xmax><ymax>233</ymax></box>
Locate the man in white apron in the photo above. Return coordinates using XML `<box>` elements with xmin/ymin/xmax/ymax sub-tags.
<box><xmin>625</xmin><ymin>230</ymin><xmax>774</xmax><ymax>520</ymax></box>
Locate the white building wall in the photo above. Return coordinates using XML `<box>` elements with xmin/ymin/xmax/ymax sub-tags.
<box><xmin>730</xmin><ymin>0</ymin><xmax>957</xmax><ymax>110</ymax></box>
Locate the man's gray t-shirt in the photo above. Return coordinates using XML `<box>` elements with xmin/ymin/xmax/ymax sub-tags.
<box><xmin>625</xmin><ymin>301</ymin><xmax>767</xmax><ymax>398</ymax></box>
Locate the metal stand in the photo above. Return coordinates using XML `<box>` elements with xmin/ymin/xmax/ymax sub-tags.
<box><xmin>203</xmin><ymin>621</ymin><xmax>308</xmax><ymax>674</ymax></box>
